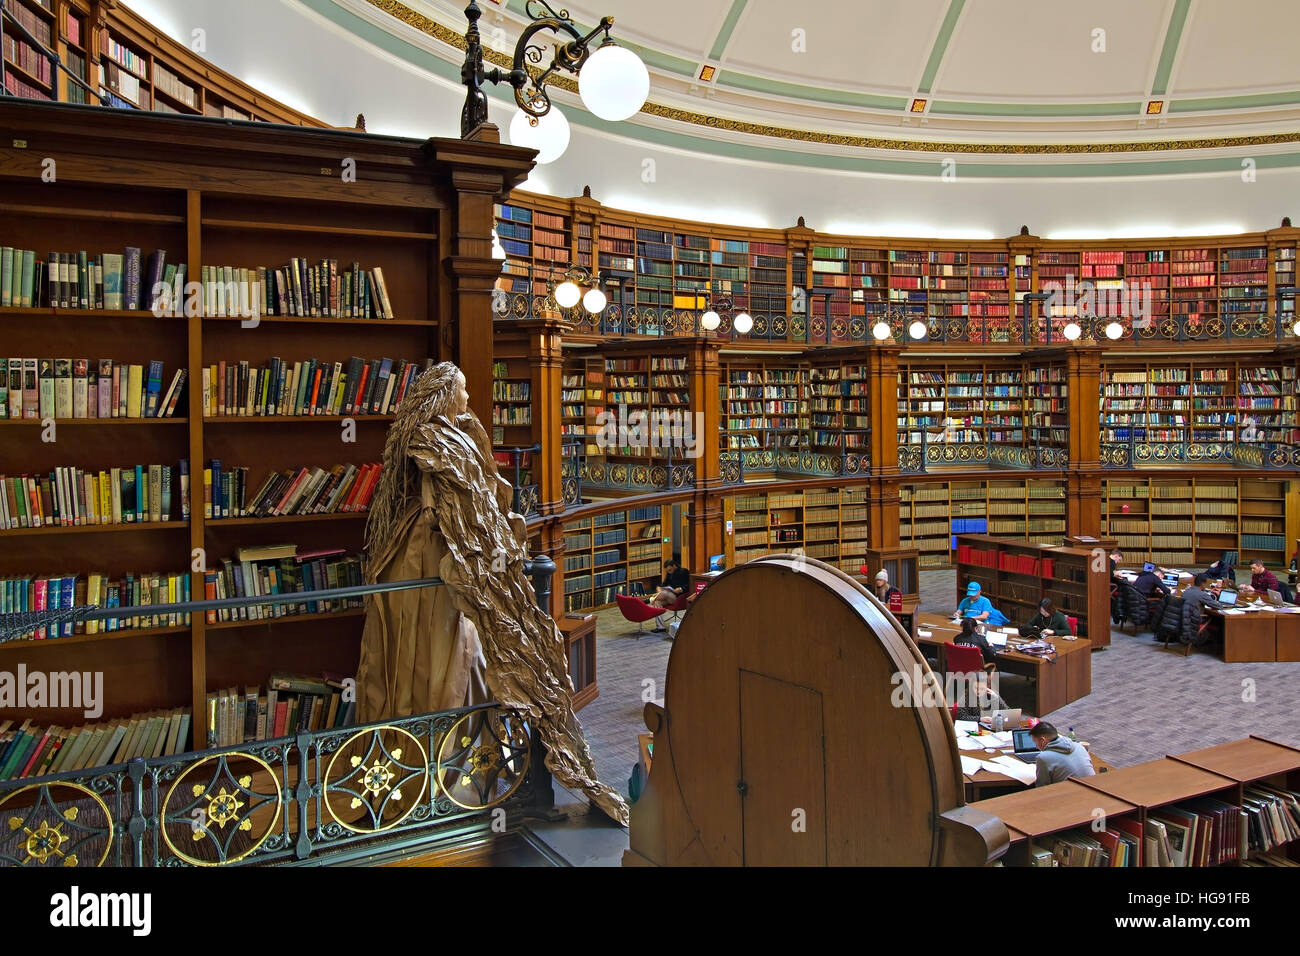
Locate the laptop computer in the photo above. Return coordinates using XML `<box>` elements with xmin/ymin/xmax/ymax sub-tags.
<box><xmin>1162</xmin><ymin>572</ymin><xmax>1180</xmax><ymax>589</ymax></box>
<box><xmin>985</xmin><ymin>631</ymin><xmax>1009</xmax><ymax>649</ymax></box>
<box><xmin>1219</xmin><ymin>589</ymin><xmax>1238</xmax><ymax>606</ymax></box>
<box><xmin>1012</xmin><ymin>728</ymin><xmax>1039</xmax><ymax>763</ymax></box>
<box><xmin>1267</xmin><ymin>589</ymin><xmax>1284</xmax><ymax>606</ymax></box>
<box><xmin>980</xmin><ymin>707</ymin><xmax>1021</xmax><ymax>730</ymax></box>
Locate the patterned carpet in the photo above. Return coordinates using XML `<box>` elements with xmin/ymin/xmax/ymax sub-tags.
<box><xmin>573</xmin><ymin>568</ymin><xmax>1300</xmax><ymax>794</ymax></box>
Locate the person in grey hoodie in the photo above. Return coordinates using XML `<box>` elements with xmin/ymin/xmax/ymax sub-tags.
<box><xmin>1029</xmin><ymin>722</ymin><xmax>1096</xmax><ymax>787</ymax></box>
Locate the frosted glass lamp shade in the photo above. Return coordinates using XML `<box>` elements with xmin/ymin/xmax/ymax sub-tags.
<box><xmin>1062</xmin><ymin>321</ymin><xmax>1082</xmax><ymax>341</ymax></box>
<box><xmin>579</xmin><ymin>44</ymin><xmax>650</xmax><ymax>121</ymax></box>
<box><xmin>1104</xmin><ymin>320</ymin><xmax>1124</xmax><ymax>340</ymax></box>
<box><xmin>871</xmin><ymin>321</ymin><xmax>891</xmax><ymax>340</ymax></box>
<box><xmin>732</xmin><ymin>312</ymin><xmax>753</xmax><ymax>334</ymax></box>
<box><xmin>509</xmin><ymin>106</ymin><xmax>570</xmax><ymax>164</ymax></box>
<box><xmin>908</xmin><ymin>319</ymin><xmax>927</xmax><ymax>340</ymax></box>
<box><xmin>582</xmin><ymin>287</ymin><xmax>607</xmax><ymax>313</ymax></box>
<box><xmin>554</xmin><ymin>280</ymin><xmax>582</xmax><ymax>309</ymax></box>
<box><xmin>700</xmin><ymin>310</ymin><xmax>720</xmax><ymax>331</ymax></box>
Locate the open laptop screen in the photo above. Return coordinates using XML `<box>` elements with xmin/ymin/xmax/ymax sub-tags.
<box><xmin>1220</xmin><ymin>590</ymin><xmax>1238</xmax><ymax>606</ymax></box>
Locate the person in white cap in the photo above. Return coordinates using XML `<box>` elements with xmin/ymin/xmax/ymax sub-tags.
<box><xmin>873</xmin><ymin>569</ymin><xmax>901</xmax><ymax>605</ymax></box>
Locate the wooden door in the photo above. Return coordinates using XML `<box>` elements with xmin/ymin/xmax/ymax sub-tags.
<box><xmin>739</xmin><ymin>670</ymin><xmax>826</xmax><ymax>866</ymax></box>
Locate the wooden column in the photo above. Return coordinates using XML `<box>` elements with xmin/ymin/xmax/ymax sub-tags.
<box><xmin>867</xmin><ymin>343</ymin><xmax>902</xmax><ymax>548</ymax></box>
<box><xmin>686</xmin><ymin>338</ymin><xmax>723</xmax><ymax>568</ymax></box>
<box><xmin>430</xmin><ymin>137</ymin><xmax>534</xmax><ymax>422</ymax></box>
<box><xmin>526</xmin><ymin>317</ymin><xmax>568</xmax><ymax>517</ymax></box>
<box><xmin>1064</xmin><ymin>344</ymin><xmax>1103</xmax><ymax>538</ymax></box>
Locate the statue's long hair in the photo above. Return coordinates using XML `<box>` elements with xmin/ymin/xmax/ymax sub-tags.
<box><xmin>364</xmin><ymin>362</ymin><xmax>464</xmax><ymax>565</ymax></box>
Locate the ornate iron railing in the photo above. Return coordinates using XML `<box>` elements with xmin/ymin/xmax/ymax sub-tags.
<box><xmin>897</xmin><ymin>435</ymin><xmax>1069</xmax><ymax>475</ymax></box>
<box><xmin>0</xmin><ymin>559</ymin><xmax>564</xmax><ymax>866</ymax></box>
<box><xmin>0</xmin><ymin>703</ymin><xmax>544</xmax><ymax>867</ymax></box>
<box><xmin>1100</xmin><ymin>439</ymin><xmax>1300</xmax><ymax>469</ymax></box>
<box><xmin>733</xmin><ymin>446</ymin><xmax>871</xmax><ymax>478</ymax></box>
<box><xmin>578</xmin><ymin>456</ymin><xmax>695</xmax><ymax>493</ymax></box>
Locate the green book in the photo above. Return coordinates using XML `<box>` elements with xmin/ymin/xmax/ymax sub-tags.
<box><xmin>1</xmin><ymin>247</ymin><xmax>12</xmax><ymax>307</ymax></box>
<box><xmin>19</xmin><ymin>250</ymin><xmax>35</xmax><ymax>308</ymax></box>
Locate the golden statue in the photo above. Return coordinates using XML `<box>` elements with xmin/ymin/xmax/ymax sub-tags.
<box><xmin>356</xmin><ymin>362</ymin><xmax>628</xmax><ymax>825</ymax></box>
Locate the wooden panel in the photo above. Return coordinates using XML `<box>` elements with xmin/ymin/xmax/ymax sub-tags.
<box><xmin>1172</xmin><ymin>736</ymin><xmax>1300</xmax><ymax>782</ymax></box>
<box><xmin>1220</xmin><ymin>612</ymin><xmax>1277</xmax><ymax>663</ymax></box>
<box><xmin>1075</xmin><ymin>757</ymin><xmax>1235</xmax><ymax>807</ymax></box>
<box><xmin>1276</xmin><ymin>612</ymin><xmax>1300</xmax><ymax>661</ymax></box>
<box><xmin>739</xmin><ymin>670</ymin><xmax>826</xmax><ymax>866</ymax></box>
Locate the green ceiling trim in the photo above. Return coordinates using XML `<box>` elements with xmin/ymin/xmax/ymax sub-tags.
<box><xmin>714</xmin><ymin>71</ymin><xmax>909</xmax><ymax>110</ymax></box>
<box><xmin>316</xmin><ymin>0</ymin><xmax>1300</xmax><ymax>179</ymax></box>
<box><xmin>709</xmin><ymin>0</ymin><xmax>748</xmax><ymax>61</ymax></box>
<box><xmin>1171</xmin><ymin>90</ymin><xmax>1300</xmax><ymax>112</ymax></box>
<box><xmin>917</xmin><ymin>0</ymin><xmax>964</xmax><ymax>95</ymax></box>
<box><xmin>1150</xmin><ymin>0</ymin><xmax>1190</xmax><ymax>97</ymax></box>
<box><xmin>930</xmin><ymin>99</ymin><xmax>1141</xmax><ymax>117</ymax></box>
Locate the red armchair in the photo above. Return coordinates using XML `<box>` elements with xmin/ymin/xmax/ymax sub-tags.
<box><xmin>616</xmin><ymin>593</ymin><xmax>666</xmax><ymax>636</ymax></box>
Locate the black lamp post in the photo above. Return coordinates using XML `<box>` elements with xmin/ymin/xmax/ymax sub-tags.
<box><xmin>460</xmin><ymin>0</ymin><xmax>646</xmax><ymax>140</ymax></box>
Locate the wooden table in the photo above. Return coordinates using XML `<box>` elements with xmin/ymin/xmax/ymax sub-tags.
<box><xmin>915</xmin><ymin>612</ymin><xmax>1092</xmax><ymax>716</ymax></box>
<box><xmin>1209</xmin><ymin>606</ymin><xmax>1300</xmax><ymax>662</ymax></box>
<box><xmin>960</xmin><ymin>734</ymin><xmax>1111</xmax><ymax>801</ymax></box>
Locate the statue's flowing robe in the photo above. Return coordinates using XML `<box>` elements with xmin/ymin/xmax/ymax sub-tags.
<box><xmin>356</xmin><ymin>412</ymin><xmax>628</xmax><ymax>825</ymax></box>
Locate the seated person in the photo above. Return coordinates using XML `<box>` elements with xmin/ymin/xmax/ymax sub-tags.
<box><xmin>954</xmin><ymin>617</ymin><xmax>997</xmax><ymax>669</ymax></box>
<box><xmin>873</xmin><ymin>569</ymin><xmax>902</xmax><ymax>605</ymax></box>
<box><xmin>1181</xmin><ymin>572</ymin><xmax>1225</xmax><ymax>648</ymax></box>
<box><xmin>1023</xmin><ymin>597</ymin><xmax>1071</xmax><ymax>638</ymax></box>
<box><xmin>1029</xmin><ymin>722</ymin><xmax>1096</xmax><ymax>787</ymax></box>
<box><xmin>1133</xmin><ymin>562</ymin><xmax>1170</xmax><ymax>600</ymax></box>
<box><xmin>1250</xmin><ymin>558</ymin><xmax>1281</xmax><ymax>596</ymax></box>
<box><xmin>955</xmin><ymin>581</ymin><xmax>1005</xmax><ymax>625</ymax></box>
<box><xmin>1108</xmin><ymin>550</ymin><xmax>1124</xmax><ymax>584</ymax></box>
<box><xmin>1207</xmin><ymin>552</ymin><xmax>1237</xmax><ymax>585</ymax></box>
<box><xmin>649</xmin><ymin>558</ymin><xmax>690</xmax><ymax>610</ymax></box>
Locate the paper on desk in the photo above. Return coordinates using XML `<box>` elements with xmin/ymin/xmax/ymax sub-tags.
<box><xmin>960</xmin><ymin>756</ymin><xmax>983</xmax><ymax>776</ymax></box>
<box><xmin>953</xmin><ymin>720</ymin><xmax>980</xmax><ymax>734</ymax></box>
<box><xmin>990</xmin><ymin>755</ymin><xmax>1038</xmax><ymax>785</ymax></box>
<box><xmin>983</xmin><ymin>731</ymin><xmax>1013</xmax><ymax>747</ymax></box>
<box><xmin>1220</xmin><ymin>609</ymin><xmax>1246</xmax><ymax>616</ymax></box>
<box><xmin>957</xmin><ymin>736</ymin><xmax>987</xmax><ymax>751</ymax></box>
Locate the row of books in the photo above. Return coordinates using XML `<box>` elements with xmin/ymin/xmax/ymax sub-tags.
<box><xmin>203</xmin><ymin>545</ymin><xmax>364</xmax><ymax>623</ymax></box>
<box><xmin>1</xmin><ymin>461</ymin><xmax>188</xmax><ymax>528</ymax></box>
<box><xmin>201</xmin><ymin>260</ymin><xmax>395</xmax><ymax>319</ymax></box>
<box><xmin>203</xmin><ymin>461</ymin><xmax>380</xmax><ymax>519</ymax></box>
<box><xmin>1</xmin><ymin>570</ymin><xmax>192</xmax><ymax>640</ymax></box>
<box><xmin>0</xmin><ymin>710</ymin><xmax>192</xmax><ymax>782</ymax></box>
<box><xmin>0</xmin><ymin>358</ymin><xmax>184</xmax><ymax>419</ymax></box>
<box><xmin>206</xmin><ymin>674</ymin><xmax>356</xmax><ymax>748</ymax></box>
<box><xmin>202</xmin><ymin>356</ymin><xmax>430</xmax><ymax>418</ymax></box>
<box><xmin>0</xmin><ymin>246</ymin><xmax>161</xmax><ymax>310</ymax></box>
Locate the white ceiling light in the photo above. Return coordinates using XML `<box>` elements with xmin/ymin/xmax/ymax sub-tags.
<box><xmin>872</xmin><ymin>320</ymin><xmax>892</xmax><ymax>341</ymax></box>
<box><xmin>700</xmin><ymin>310</ymin><xmax>720</xmax><ymax>331</ymax></box>
<box><xmin>509</xmin><ymin>106</ymin><xmax>570</xmax><ymax>164</ymax></box>
<box><xmin>579</xmin><ymin>43</ymin><xmax>650</xmax><ymax>121</ymax></box>
<box><xmin>1293</xmin><ymin>319</ymin><xmax>1300</xmax><ymax>337</ymax></box>
<box><xmin>582</xmin><ymin>287</ymin><xmax>607</xmax><ymax>313</ymax></box>
<box><xmin>733</xmin><ymin>312</ymin><xmax>753</xmax><ymax>334</ymax></box>
<box><xmin>1062</xmin><ymin>321</ymin><xmax>1082</xmax><ymax>341</ymax></box>
<box><xmin>1104</xmin><ymin>320</ymin><xmax>1124</xmax><ymax>340</ymax></box>
<box><xmin>908</xmin><ymin>319</ymin><xmax>927</xmax><ymax>340</ymax></box>
<box><xmin>554</xmin><ymin>280</ymin><xmax>582</xmax><ymax>309</ymax></box>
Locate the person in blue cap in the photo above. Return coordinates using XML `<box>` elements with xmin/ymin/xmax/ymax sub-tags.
<box><xmin>956</xmin><ymin>580</ymin><xmax>997</xmax><ymax>623</ymax></box>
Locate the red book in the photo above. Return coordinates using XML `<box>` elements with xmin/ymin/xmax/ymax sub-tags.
<box><xmin>217</xmin><ymin>360</ymin><xmax>227</xmax><ymax>416</ymax></box>
<box><xmin>349</xmin><ymin>364</ymin><xmax>370</xmax><ymax>416</ymax></box>
<box><xmin>354</xmin><ymin>463</ymin><xmax>382</xmax><ymax>511</ymax></box>
<box><xmin>1041</xmin><ymin>558</ymin><xmax>1054</xmax><ymax>579</ymax></box>
<box><xmin>308</xmin><ymin>367</ymin><xmax>323</xmax><ymax>414</ymax></box>
<box><xmin>33</xmin><ymin>577</ymin><xmax>48</xmax><ymax>639</ymax></box>
<box><xmin>341</xmin><ymin>464</ymin><xmax>370</xmax><ymax>512</ymax></box>
<box><xmin>272</xmin><ymin>467</ymin><xmax>310</xmax><ymax>515</ymax></box>
<box><xmin>272</xmin><ymin>700</ymin><xmax>289</xmax><ymax>738</ymax></box>
<box><xmin>19</xmin><ymin>730</ymin><xmax>51</xmax><ymax>777</ymax></box>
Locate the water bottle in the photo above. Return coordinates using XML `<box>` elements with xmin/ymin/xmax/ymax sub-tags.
<box><xmin>993</xmin><ymin>712</ymin><xmax>1004</xmax><ymax>733</ymax></box>
<box><xmin>1068</xmin><ymin>727</ymin><xmax>1078</xmax><ymax>742</ymax></box>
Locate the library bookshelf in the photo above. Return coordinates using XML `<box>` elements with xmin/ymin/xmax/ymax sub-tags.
<box><xmin>972</xmin><ymin>736</ymin><xmax>1300</xmax><ymax>866</ymax></box>
<box><xmin>724</xmin><ymin>486</ymin><xmax>871</xmax><ymax>574</ymax></box>
<box><xmin>954</xmin><ymin>534</ymin><xmax>1111</xmax><ymax>645</ymax></box>
<box><xmin>0</xmin><ymin>99</ymin><xmax>532</xmax><ymax>758</ymax></box>
<box><xmin>3</xmin><ymin>0</ymin><xmax>327</xmax><ymax>123</ymax></box>
<box><xmin>901</xmin><ymin>479</ymin><xmax>1069</xmax><ymax>569</ymax></box>
<box><xmin>561</xmin><ymin>504</ymin><xmax>667</xmax><ymax>612</ymax></box>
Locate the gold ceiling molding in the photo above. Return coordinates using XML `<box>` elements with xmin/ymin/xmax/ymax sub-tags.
<box><xmin>365</xmin><ymin>0</ymin><xmax>1300</xmax><ymax>156</ymax></box>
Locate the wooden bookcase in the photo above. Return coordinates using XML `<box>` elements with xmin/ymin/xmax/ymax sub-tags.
<box><xmin>3</xmin><ymin>0</ymin><xmax>327</xmax><ymax>124</ymax></box>
<box><xmin>723</xmin><ymin>486</ymin><xmax>870</xmax><ymax>573</ymax></box>
<box><xmin>954</xmin><ymin>534</ymin><xmax>1111</xmax><ymax>645</ymax></box>
<box><xmin>560</xmin><ymin>505</ymin><xmax>666</xmax><ymax>611</ymax></box>
<box><xmin>974</xmin><ymin>736</ymin><xmax>1300</xmax><ymax>866</ymax></box>
<box><xmin>0</xmin><ymin>100</ymin><xmax>532</xmax><ymax>759</ymax></box>
<box><xmin>1102</xmin><ymin>475</ymin><xmax>1290</xmax><ymax>568</ymax></box>
<box><xmin>900</xmin><ymin>478</ymin><xmax>1069</xmax><ymax>568</ymax></box>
